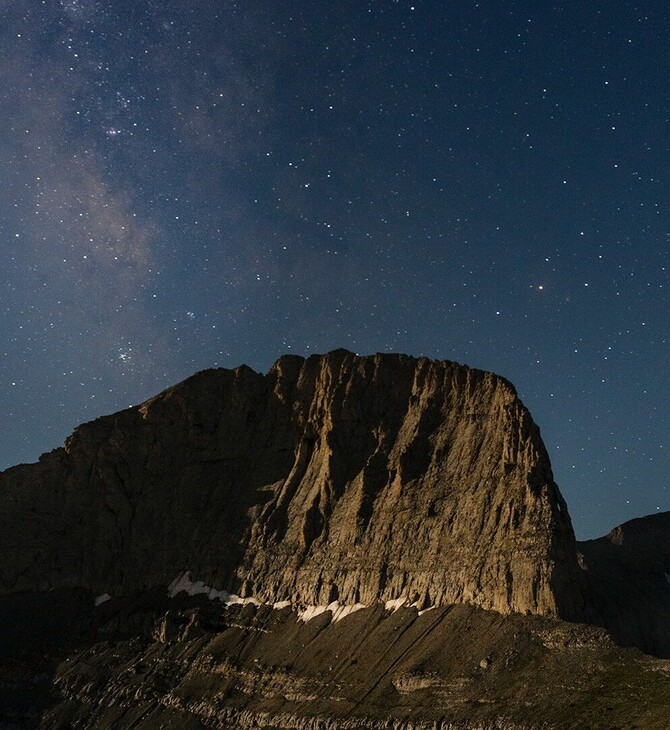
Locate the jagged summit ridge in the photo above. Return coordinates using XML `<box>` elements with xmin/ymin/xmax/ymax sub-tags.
<box><xmin>0</xmin><ymin>350</ymin><xmax>584</xmax><ymax>619</ymax></box>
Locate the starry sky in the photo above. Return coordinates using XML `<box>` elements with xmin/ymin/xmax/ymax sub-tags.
<box><xmin>1</xmin><ymin>0</ymin><xmax>667</xmax><ymax>540</ymax></box>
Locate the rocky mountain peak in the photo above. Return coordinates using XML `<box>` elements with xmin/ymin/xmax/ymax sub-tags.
<box><xmin>0</xmin><ymin>350</ymin><xmax>586</xmax><ymax>620</ymax></box>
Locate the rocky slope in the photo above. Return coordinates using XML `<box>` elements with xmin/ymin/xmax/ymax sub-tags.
<box><xmin>0</xmin><ymin>349</ymin><xmax>585</xmax><ymax>619</ymax></box>
<box><xmin>3</xmin><ymin>592</ymin><xmax>670</xmax><ymax>729</ymax></box>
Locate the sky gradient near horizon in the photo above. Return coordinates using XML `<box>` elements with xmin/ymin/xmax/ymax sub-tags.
<box><xmin>1</xmin><ymin>0</ymin><xmax>668</xmax><ymax>539</ymax></box>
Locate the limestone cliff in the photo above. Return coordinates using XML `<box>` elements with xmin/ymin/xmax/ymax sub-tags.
<box><xmin>0</xmin><ymin>350</ymin><xmax>585</xmax><ymax>619</ymax></box>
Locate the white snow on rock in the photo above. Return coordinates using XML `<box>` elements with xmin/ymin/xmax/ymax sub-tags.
<box><xmin>94</xmin><ymin>593</ymin><xmax>111</xmax><ymax>606</ymax></box>
<box><xmin>331</xmin><ymin>602</ymin><xmax>367</xmax><ymax>622</ymax></box>
<box><xmin>298</xmin><ymin>601</ymin><xmax>367</xmax><ymax>623</ymax></box>
<box><xmin>385</xmin><ymin>596</ymin><xmax>409</xmax><ymax>612</ymax></box>
<box><xmin>167</xmin><ymin>572</ymin><xmax>427</xmax><ymax>626</ymax></box>
<box><xmin>167</xmin><ymin>571</ymin><xmax>260</xmax><ymax>606</ymax></box>
<box><xmin>298</xmin><ymin>604</ymin><xmax>329</xmax><ymax>622</ymax></box>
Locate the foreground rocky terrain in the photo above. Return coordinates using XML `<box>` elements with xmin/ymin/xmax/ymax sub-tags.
<box><xmin>0</xmin><ymin>350</ymin><xmax>668</xmax><ymax>727</ymax></box>
<box><xmin>3</xmin><ymin>592</ymin><xmax>670</xmax><ymax>729</ymax></box>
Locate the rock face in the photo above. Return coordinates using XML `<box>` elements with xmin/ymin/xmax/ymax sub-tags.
<box><xmin>0</xmin><ymin>350</ymin><xmax>585</xmax><ymax>620</ymax></box>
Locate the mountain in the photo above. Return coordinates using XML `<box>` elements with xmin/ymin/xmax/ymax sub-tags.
<box><xmin>0</xmin><ymin>350</ymin><xmax>584</xmax><ymax>618</ymax></box>
<box><xmin>0</xmin><ymin>350</ymin><xmax>668</xmax><ymax>728</ymax></box>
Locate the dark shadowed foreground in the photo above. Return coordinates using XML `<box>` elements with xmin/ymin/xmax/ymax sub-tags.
<box><xmin>2</xmin><ymin>592</ymin><xmax>669</xmax><ymax>729</ymax></box>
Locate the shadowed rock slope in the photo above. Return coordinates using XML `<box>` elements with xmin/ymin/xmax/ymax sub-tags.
<box><xmin>578</xmin><ymin>512</ymin><xmax>670</xmax><ymax>658</ymax></box>
<box><xmin>0</xmin><ymin>350</ymin><xmax>585</xmax><ymax>620</ymax></box>
<box><xmin>21</xmin><ymin>596</ymin><xmax>670</xmax><ymax>730</ymax></box>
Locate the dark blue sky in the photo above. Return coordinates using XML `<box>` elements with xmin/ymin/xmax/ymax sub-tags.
<box><xmin>1</xmin><ymin>1</ymin><xmax>667</xmax><ymax>539</ymax></box>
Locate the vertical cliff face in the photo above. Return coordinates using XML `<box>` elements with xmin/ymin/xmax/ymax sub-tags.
<box><xmin>0</xmin><ymin>350</ymin><xmax>585</xmax><ymax>619</ymax></box>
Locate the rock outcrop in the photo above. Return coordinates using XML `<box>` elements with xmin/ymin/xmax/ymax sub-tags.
<box><xmin>0</xmin><ymin>349</ymin><xmax>585</xmax><ymax>619</ymax></box>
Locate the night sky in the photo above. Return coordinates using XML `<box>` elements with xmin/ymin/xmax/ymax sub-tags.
<box><xmin>1</xmin><ymin>1</ymin><xmax>668</xmax><ymax>540</ymax></box>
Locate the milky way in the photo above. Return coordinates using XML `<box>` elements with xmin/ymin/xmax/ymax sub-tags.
<box><xmin>1</xmin><ymin>1</ymin><xmax>668</xmax><ymax>538</ymax></box>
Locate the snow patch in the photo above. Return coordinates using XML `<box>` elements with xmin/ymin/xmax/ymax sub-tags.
<box><xmin>94</xmin><ymin>593</ymin><xmax>111</xmax><ymax>606</ymax></box>
<box><xmin>298</xmin><ymin>604</ymin><xmax>329</xmax><ymax>622</ymax></box>
<box><xmin>167</xmin><ymin>572</ymin><xmax>406</xmax><ymax>626</ymax></box>
<box><xmin>297</xmin><ymin>601</ymin><xmax>367</xmax><ymax>624</ymax></box>
<box><xmin>167</xmin><ymin>571</ymin><xmax>260</xmax><ymax>607</ymax></box>
<box><xmin>385</xmin><ymin>596</ymin><xmax>409</xmax><ymax>612</ymax></box>
<box><xmin>167</xmin><ymin>571</ymin><xmax>206</xmax><ymax>598</ymax></box>
<box><xmin>665</xmin><ymin>573</ymin><xmax>670</xmax><ymax>585</ymax></box>
<box><xmin>332</xmin><ymin>602</ymin><xmax>367</xmax><ymax>622</ymax></box>
<box><xmin>418</xmin><ymin>605</ymin><xmax>436</xmax><ymax>616</ymax></box>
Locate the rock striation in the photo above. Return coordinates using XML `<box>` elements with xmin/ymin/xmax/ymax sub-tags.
<box><xmin>0</xmin><ymin>349</ymin><xmax>586</xmax><ymax>620</ymax></box>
